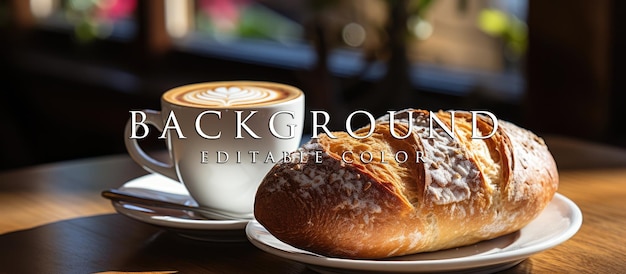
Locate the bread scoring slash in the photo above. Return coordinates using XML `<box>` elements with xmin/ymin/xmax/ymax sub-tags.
<box><xmin>254</xmin><ymin>109</ymin><xmax>558</xmax><ymax>259</ymax></box>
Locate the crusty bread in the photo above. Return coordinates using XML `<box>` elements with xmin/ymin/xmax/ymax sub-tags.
<box><xmin>254</xmin><ymin>109</ymin><xmax>558</xmax><ymax>259</ymax></box>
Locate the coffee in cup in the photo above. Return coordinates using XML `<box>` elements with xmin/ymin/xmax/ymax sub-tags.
<box><xmin>125</xmin><ymin>81</ymin><xmax>305</xmax><ymax>218</ymax></box>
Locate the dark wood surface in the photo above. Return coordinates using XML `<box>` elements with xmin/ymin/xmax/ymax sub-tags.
<box><xmin>0</xmin><ymin>136</ymin><xmax>625</xmax><ymax>273</ymax></box>
<box><xmin>0</xmin><ymin>215</ymin><xmax>308</xmax><ymax>273</ymax></box>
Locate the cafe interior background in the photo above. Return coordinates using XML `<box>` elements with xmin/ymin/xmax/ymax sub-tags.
<box><xmin>0</xmin><ymin>0</ymin><xmax>625</xmax><ymax>172</ymax></box>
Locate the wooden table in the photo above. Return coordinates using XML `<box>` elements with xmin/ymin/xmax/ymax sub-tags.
<box><xmin>0</xmin><ymin>136</ymin><xmax>625</xmax><ymax>273</ymax></box>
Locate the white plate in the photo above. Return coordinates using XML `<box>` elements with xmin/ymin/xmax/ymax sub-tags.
<box><xmin>112</xmin><ymin>173</ymin><xmax>250</xmax><ymax>242</ymax></box>
<box><xmin>246</xmin><ymin>193</ymin><xmax>582</xmax><ymax>273</ymax></box>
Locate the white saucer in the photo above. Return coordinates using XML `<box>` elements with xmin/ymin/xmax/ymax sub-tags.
<box><xmin>111</xmin><ymin>173</ymin><xmax>250</xmax><ymax>242</ymax></box>
<box><xmin>246</xmin><ymin>193</ymin><xmax>582</xmax><ymax>273</ymax></box>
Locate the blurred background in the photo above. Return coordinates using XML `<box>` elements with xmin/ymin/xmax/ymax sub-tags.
<box><xmin>0</xmin><ymin>0</ymin><xmax>624</xmax><ymax>171</ymax></box>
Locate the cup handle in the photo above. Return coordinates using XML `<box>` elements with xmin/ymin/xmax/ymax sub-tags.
<box><xmin>124</xmin><ymin>110</ymin><xmax>178</xmax><ymax>181</ymax></box>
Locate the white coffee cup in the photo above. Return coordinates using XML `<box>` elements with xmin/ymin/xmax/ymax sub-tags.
<box><xmin>125</xmin><ymin>81</ymin><xmax>304</xmax><ymax>218</ymax></box>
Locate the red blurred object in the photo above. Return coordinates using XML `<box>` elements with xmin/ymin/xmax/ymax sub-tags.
<box><xmin>198</xmin><ymin>0</ymin><xmax>250</xmax><ymax>31</ymax></box>
<box><xmin>96</xmin><ymin>0</ymin><xmax>137</xmax><ymax>20</ymax></box>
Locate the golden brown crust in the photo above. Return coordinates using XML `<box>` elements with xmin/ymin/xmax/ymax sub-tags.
<box><xmin>254</xmin><ymin>109</ymin><xmax>559</xmax><ymax>259</ymax></box>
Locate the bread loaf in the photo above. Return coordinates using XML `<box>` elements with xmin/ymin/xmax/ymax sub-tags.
<box><xmin>254</xmin><ymin>109</ymin><xmax>558</xmax><ymax>259</ymax></box>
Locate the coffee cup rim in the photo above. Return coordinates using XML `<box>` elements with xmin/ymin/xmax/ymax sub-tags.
<box><xmin>162</xmin><ymin>81</ymin><xmax>303</xmax><ymax>109</ymax></box>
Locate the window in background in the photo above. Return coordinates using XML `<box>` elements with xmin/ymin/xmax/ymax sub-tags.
<box><xmin>164</xmin><ymin>0</ymin><xmax>527</xmax><ymax>103</ymax></box>
<box><xmin>29</xmin><ymin>0</ymin><xmax>138</xmax><ymax>42</ymax></box>
<box><xmin>401</xmin><ymin>0</ymin><xmax>528</xmax><ymax>101</ymax></box>
<box><xmin>164</xmin><ymin>0</ymin><xmax>309</xmax><ymax>69</ymax></box>
<box><xmin>408</xmin><ymin>0</ymin><xmax>527</xmax><ymax>73</ymax></box>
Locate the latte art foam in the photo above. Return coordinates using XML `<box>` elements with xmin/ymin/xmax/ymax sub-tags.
<box><xmin>183</xmin><ymin>86</ymin><xmax>280</xmax><ymax>107</ymax></box>
<box><xmin>163</xmin><ymin>82</ymin><xmax>300</xmax><ymax>108</ymax></box>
